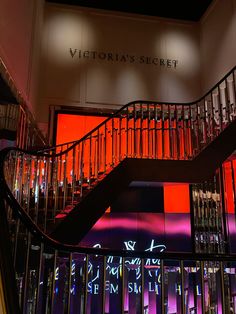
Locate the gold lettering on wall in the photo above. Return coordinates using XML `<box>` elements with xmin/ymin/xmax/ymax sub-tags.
<box><xmin>69</xmin><ymin>48</ymin><xmax>178</xmax><ymax>68</ymax></box>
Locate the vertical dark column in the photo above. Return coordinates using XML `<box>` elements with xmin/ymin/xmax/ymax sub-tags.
<box><xmin>219</xmin><ymin>166</ymin><xmax>229</xmax><ymax>254</ymax></box>
<box><xmin>160</xmin><ymin>260</ymin><xmax>165</xmax><ymax>314</ymax></box>
<box><xmin>189</xmin><ymin>184</ymin><xmax>196</xmax><ymax>253</ymax></box>
<box><xmin>220</xmin><ymin>261</ymin><xmax>226</xmax><ymax>314</ymax></box>
<box><xmin>0</xmin><ymin>103</ymin><xmax>20</xmax><ymax>150</ymax></box>
<box><xmin>200</xmin><ymin>261</ymin><xmax>205</xmax><ymax>314</ymax></box>
<box><xmin>0</xmin><ymin>195</ymin><xmax>21</xmax><ymax>314</ymax></box>
<box><xmin>83</xmin><ymin>254</ymin><xmax>89</xmax><ymax>314</ymax></box>
<box><xmin>0</xmin><ymin>72</ymin><xmax>19</xmax><ymax>148</ymax></box>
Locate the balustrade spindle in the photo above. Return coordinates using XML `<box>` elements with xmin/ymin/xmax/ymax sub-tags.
<box><xmin>43</xmin><ymin>157</ymin><xmax>49</xmax><ymax>232</ymax></box>
<box><xmin>97</xmin><ymin>129</ymin><xmax>100</xmax><ymax>178</ymax></box>
<box><xmin>63</xmin><ymin>150</ymin><xmax>68</xmax><ymax>210</ymax></box>
<box><xmin>220</xmin><ymin>261</ymin><xmax>226</xmax><ymax>314</ymax></box>
<box><xmin>200</xmin><ymin>261</ymin><xmax>205</xmax><ymax>314</ymax></box>
<box><xmin>35</xmin><ymin>158</ymin><xmax>41</xmax><ymax>224</ymax></box>
<box><xmin>50</xmin><ymin>250</ymin><xmax>57</xmax><ymax>313</ymax></box>
<box><xmin>180</xmin><ymin>260</ymin><xmax>185</xmax><ymax>314</ymax></box>
<box><xmin>35</xmin><ymin>243</ymin><xmax>44</xmax><ymax>311</ymax></box>
<box><xmin>126</xmin><ymin>106</ymin><xmax>128</xmax><ymax>158</ymax></box>
<box><xmin>22</xmin><ymin>232</ymin><xmax>31</xmax><ymax>312</ymax></box>
<box><xmin>121</xmin><ymin>257</ymin><xmax>125</xmax><ymax>314</ymax></box>
<box><xmin>160</xmin><ymin>260</ymin><xmax>165</xmax><ymax>314</ymax></box>
<box><xmin>80</xmin><ymin>142</ymin><xmax>84</xmax><ymax>198</ymax></box>
<box><xmin>53</xmin><ymin>157</ymin><xmax>59</xmax><ymax>223</ymax></box>
<box><xmin>83</xmin><ymin>254</ymin><xmax>89</xmax><ymax>313</ymax></box>
<box><xmin>67</xmin><ymin>253</ymin><xmax>72</xmax><ymax>314</ymax></box>
<box><xmin>101</xmin><ymin>256</ymin><xmax>106</xmax><ymax>314</ymax></box>
<box><xmin>140</xmin><ymin>258</ymin><xmax>144</xmax><ymax>314</ymax></box>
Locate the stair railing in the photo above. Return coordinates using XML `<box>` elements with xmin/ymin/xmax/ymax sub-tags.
<box><xmin>0</xmin><ymin>163</ymin><xmax>236</xmax><ymax>314</ymax></box>
<box><xmin>2</xmin><ymin>66</ymin><xmax>236</xmax><ymax>233</ymax></box>
<box><xmin>1</xmin><ymin>66</ymin><xmax>236</xmax><ymax>313</ymax></box>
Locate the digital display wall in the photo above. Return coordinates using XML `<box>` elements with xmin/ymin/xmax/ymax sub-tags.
<box><xmin>80</xmin><ymin>183</ymin><xmax>192</xmax><ymax>253</ymax></box>
<box><xmin>53</xmin><ymin>182</ymin><xmax>195</xmax><ymax>314</ymax></box>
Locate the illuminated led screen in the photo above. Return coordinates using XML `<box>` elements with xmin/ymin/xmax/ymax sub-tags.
<box><xmin>80</xmin><ymin>183</ymin><xmax>192</xmax><ymax>253</ymax></box>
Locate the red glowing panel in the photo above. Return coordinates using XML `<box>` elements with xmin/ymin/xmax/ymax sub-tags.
<box><xmin>224</xmin><ymin>161</ymin><xmax>234</xmax><ymax>214</ymax></box>
<box><xmin>233</xmin><ymin>160</ymin><xmax>236</xmax><ymax>181</ymax></box>
<box><xmin>164</xmin><ymin>184</ymin><xmax>190</xmax><ymax>213</ymax></box>
<box><xmin>56</xmin><ymin>114</ymin><xmax>107</xmax><ymax>145</ymax></box>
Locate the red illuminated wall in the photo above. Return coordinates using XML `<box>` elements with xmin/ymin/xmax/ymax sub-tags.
<box><xmin>164</xmin><ymin>183</ymin><xmax>190</xmax><ymax>213</ymax></box>
<box><xmin>56</xmin><ymin>114</ymin><xmax>107</xmax><ymax>145</ymax></box>
<box><xmin>223</xmin><ymin>160</ymin><xmax>236</xmax><ymax>214</ymax></box>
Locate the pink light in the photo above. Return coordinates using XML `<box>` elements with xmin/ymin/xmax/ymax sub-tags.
<box><xmin>91</xmin><ymin>213</ymin><xmax>190</xmax><ymax>236</ymax></box>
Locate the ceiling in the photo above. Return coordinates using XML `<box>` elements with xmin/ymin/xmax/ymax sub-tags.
<box><xmin>46</xmin><ymin>0</ymin><xmax>213</xmax><ymax>21</ymax></box>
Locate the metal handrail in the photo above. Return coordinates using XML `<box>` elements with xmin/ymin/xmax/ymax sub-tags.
<box><xmin>39</xmin><ymin>64</ymin><xmax>236</xmax><ymax>152</ymax></box>
<box><xmin>0</xmin><ymin>144</ymin><xmax>235</xmax><ymax>261</ymax></box>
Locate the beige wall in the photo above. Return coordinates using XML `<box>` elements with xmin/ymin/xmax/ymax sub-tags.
<box><xmin>0</xmin><ymin>0</ymin><xmax>44</xmax><ymax>113</ymax></box>
<box><xmin>2</xmin><ymin>1</ymin><xmax>236</xmax><ymax>137</ymax></box>
<box><xmin>38</xmin><ymin>4</ymin><xmax>201</xmax><ymax>126</ymax></box>
<box><xmin>200</xmin><ymin>0</ymin><xmax>236</xmax><ymax>94</ymax></box>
